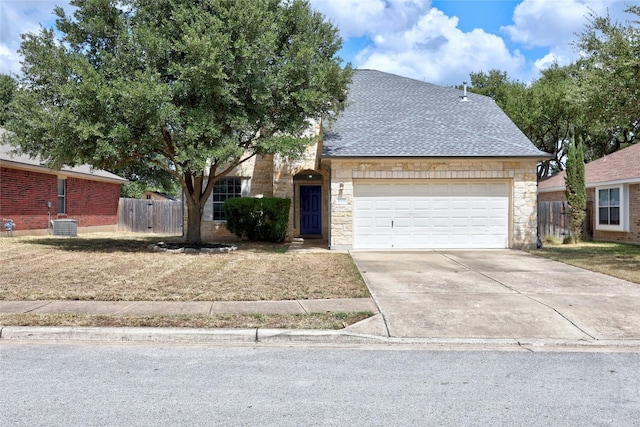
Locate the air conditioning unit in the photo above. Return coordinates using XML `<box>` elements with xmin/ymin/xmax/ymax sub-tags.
<box><xmin>52</xmin><ymin>219</ymin><xmax>78</xmax><ymax>236</ymax></box>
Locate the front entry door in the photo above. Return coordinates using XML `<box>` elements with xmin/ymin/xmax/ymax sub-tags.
<box><xmin>300</xmin><ymin>185</ymin><xmax>322</xmax><ymax>235</ymax></box>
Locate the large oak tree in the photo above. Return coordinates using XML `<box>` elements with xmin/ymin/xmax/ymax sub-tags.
<box><xmin>4</xmin><ymin>0</ymin><xmax>351</xmax><ymax>243</ymax></box>
<box><xmin>574</xmin><ymin>6</ymin><xmax>640</xmax><ymax>158</ymax></box>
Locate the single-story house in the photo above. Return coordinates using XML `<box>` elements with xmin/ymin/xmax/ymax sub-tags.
<box><xmin>0</xmin><ymin>131</ymin><xmax>128</xmax><ymax>236</ymax></box>
<box><xmin>199</xmin><ymin>69</ymin><xmax>549</xmax><ymax>249</ymax></box>
<box><xmin>538</xmin><ymin>143</ymin><xmax>640</xmax><ymax>244</ymax></box>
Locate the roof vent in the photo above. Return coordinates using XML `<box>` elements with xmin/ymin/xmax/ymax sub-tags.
<box><xmin>461</xmin><ymin>81</ymin><xmax>469</xmax><ymax>102</ymax></box>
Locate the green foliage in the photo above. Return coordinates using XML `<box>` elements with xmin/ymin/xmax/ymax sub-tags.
<box><xmin>3</xmin><ymin>0</ymin><xmax>351</xmax><ymax>243</ymax></box>
<box><xmin>564</xmin><ymin>138</ymin><xmax>587</xmax><ymax>243</ymax></box>
<box><xmin>574</xmin><ymin>7</ymin><xmax>640</xmax><ymax>157</ymax></box>
<box><xmin>223</xmin><ymin>197</ymin><xmax>291</xmax><ymax>243</ymax></box>
<box><xmin>524</xmin><ymin>64</ymin><xmax>584</xmax><ymax>178</ymax></box>
<box><xmin>0</xmin><ymin>74</ymin><xmax>17</xmax><ymax>126</ymax></box>
<box><xmin>120</xmin><ymin>182</ymin><xmax>146</xmax><ymax>199</ymax></box>
<box><xmin>120</xmin><ymin>179</ymin><xmax>180</xmax><ymax>199</ymax></box>
<box><xmin>466</xmin><ymin>7</ymin><xmax>640</xmax><ymax>179</ymax></box>
<box><xmin>467</xmin><ymin>66</ymin><xmax>581</xmax><ymax>179</ymax></box>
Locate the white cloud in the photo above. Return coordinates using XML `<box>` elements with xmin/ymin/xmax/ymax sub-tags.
<box><xmin>502</xmin><ymin>0</ymin><xmax>594</xmax><ymax>48</ymax></box>
<box><xmin>0</xmin><ymin>43</ymin><xmax>21</xmax><ymax>76</ymax></box>
<box><xmin>310</xmin><ymin>0</ymin><xmax>432</xmax><ymax>38</ymax></box>
<box><xmin>0</xmin><ymin>1</ymin><xmax>75</xmax><ymax>76</ymax></box>
<box><xmin>355</xmin><ymin>8</ymin><xmax>526</xmax><ymax>85</ymax></box>
<box><xmin>502</xmin><ymin>0</ymin><xmax>636</xmax><ymax>75</ymax></box>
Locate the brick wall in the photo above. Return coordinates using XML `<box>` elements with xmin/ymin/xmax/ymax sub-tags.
<box><xmin>593</xmin><ymin>183</ymin><xmax>640</xmax><ymax>244</ymax></box>
<box><xmin>65</xmin><ymin>177</ymin><xmax>121</xmax><ymax>223</ymax></box>
<box><xmin>545</xmin><ymin>184</ymin><xmax>640</xmax><ymax>244</ymax></box>
<box><xmin>1</xmin><ymin>166</ymin><xmax>121</xmax><ymax>231</ymax></box>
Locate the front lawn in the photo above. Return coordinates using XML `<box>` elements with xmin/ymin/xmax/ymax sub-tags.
<box><xmin>530</xmin><ymin>241</ymin><xmax>640</xmax><ymax>284</ymax></box>
<box><xmin>0</xmin><ymin>233</ymin><xmax>368</xmax><ymax>301</ymax></box>
<box><xmin>0</xmin><ymin>233</ymin><xmax>370</xmax><ymax>329</ymax></box>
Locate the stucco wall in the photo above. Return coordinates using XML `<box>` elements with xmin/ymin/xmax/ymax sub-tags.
<box><xmin>328</xmin><ymin>159</ymin><xmax>540</xmax><ymax>249</ymax></box>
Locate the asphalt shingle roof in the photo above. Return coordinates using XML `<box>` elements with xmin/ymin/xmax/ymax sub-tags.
<box><xmin>1</xmin><ymin>129</ymin><xmax>127</xmax><ymax>184</ymax></box>
<box><xmin>323</xmin><ymin>70</ymin><xmax>548</xmax><ymax>158</ymax></box>
<box><xmin>538</xmin><ymin>142</ymin><xmax>640</xmax><ymax>191</ymax></box>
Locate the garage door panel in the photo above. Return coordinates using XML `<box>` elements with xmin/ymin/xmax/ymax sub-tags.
<box><xmin>450</xmin><ymin>183</ymin><xmax>470</xmax><ymax>195</ymax></box>
<box><xmin>353</xmin><ymin>180</ymin><xmax>510</xmax><ymax>249</ymax></box>
<box><xmin>430</xmin><ymin>199</ymin><xmax>449</xmax><ymax>209</ymax></box>
<box><xmin>413</xmin><ymin>217</ymin><xmax>430</xmax><ymax>227</ymax></box>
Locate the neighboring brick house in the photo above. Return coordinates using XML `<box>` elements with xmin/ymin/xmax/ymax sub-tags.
<box><xmin>200</xmin><ymin>70</ymin><xmax>549</xmax><ymax>250</ymax></box>
<box><xmin>1</xmin><ymin>138</ymin><xmax>127</xmax><ymax>236</ymax></box>
<box><xmin>538</xmin><ymin>143</ymin><xmax>640</xmax><ymax>244</ymax></box>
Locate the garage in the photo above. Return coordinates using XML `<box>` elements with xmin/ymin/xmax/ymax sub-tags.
<box><xmin>353</xmin><ymin>180</ymin><xmax>510</xmax><ymax>249</ymax></box>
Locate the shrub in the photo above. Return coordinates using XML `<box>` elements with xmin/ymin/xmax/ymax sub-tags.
<box><xmin>223</xmin><ymin>197</ymin><xmax>291</xmax><ymax>243</ymax></box>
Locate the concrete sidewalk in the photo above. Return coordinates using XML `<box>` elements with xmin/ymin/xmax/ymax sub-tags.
<box><xmin>0</xmin><ymin>298</ymin><xmax>378</xmax><ymax>317</ymax></box>
<box><xmin>0</xmin><ymin>298</ymin><xmax>393</xmax><ymax>346</ymax></box>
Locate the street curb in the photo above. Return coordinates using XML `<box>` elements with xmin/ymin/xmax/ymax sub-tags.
<box><xmin>3</xmin><ymin>326</ymin><xmax>640</xmax><ymax>351</ymax></box>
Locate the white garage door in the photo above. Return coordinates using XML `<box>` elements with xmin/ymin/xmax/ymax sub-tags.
<box><xmin>353</xmin><ymin>180</ymin><xmax>509</xmax><ymax>249</ymax></box>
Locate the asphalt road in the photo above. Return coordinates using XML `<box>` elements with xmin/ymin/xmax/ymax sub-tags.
<box><xmin>2</xmin><ymin>343</ymin><xmax>639</xmax><ymax>426</ymax></box>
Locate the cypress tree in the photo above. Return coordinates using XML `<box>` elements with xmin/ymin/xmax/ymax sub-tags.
<box><xmin>564</xmin><ymin>137</ymin><xmax>587</xmax><ymax>243</ymax></box>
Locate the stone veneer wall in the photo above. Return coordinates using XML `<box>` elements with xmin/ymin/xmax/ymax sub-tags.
<box><xmin>272</xmin><ymin>130</ymin><xmax>328</xmax><ymax>239</ymax></box>
<box><xmin>328</xmin><ymin>159</ymin><xmax>540</xmax><ymax>249</ymax></box>
<box><xmin>198</xmin><ymin>119</ymin><xmax>324</xmax><ymax>242</ymax></box>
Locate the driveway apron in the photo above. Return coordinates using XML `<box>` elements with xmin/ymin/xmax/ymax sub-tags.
<box><xmin>350</xmin><ymin>250</ymin><xmax>640</xmax><ymax>341</ymax></box>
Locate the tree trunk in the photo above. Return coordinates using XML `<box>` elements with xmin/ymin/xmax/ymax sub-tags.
<box><xmin>184</xmin><ymin>194</ymin><xmax>204</xmax><ymax>244</ymax></box>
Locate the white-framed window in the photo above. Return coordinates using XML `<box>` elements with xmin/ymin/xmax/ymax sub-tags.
<box><xmin>57</xmin><ymin>178</ymin><xmax>66</xmax><ymax>214</ymax></box>
<box><xmin>211</xmin><ymin>177</ymin><xmax>242</xmax><ymax>221</ymax></box>
<box><xmin>596</xmin><ymin>185</ymin><xmax>628</xmax><ymax>232</ymax></box>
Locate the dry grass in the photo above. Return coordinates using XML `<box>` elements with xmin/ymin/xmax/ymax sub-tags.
<box><xmin>531</xmin><ymin>241</ymin><xmax>640</xmax><ymax>284</ymax></box>
<box><xmin>0</xmin><ymin>233</ymin><xmax>368</xmax><ymax>301</ymax></box>
<box><xmin>0</xmin><ymin>312</ymin><xmax>373</xmax><ymax>329</ymax></box>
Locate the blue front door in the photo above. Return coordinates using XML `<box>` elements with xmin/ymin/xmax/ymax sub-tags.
<box><xmin>300</xmin><ymin>185</ymin><xmax>322</xmax><ymax>235</ymax></box>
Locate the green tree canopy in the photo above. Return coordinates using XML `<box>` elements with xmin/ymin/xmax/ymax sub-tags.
<box><xmin>4</xmin><ymin>0</ymin><xmax>351</xmax><ymax>243</ymax></box>
<box><xmin>465</xmin><ymin>8</ymin><xmax>640</xmax><ymax>180</ymax></box>
<box><xmin>524</xmin><ymin>64</ymin><xmax>584</xmax><ymax>178</ymax></box>
<box><xmin>0</xmin><ymin>74</ymin><xmax>17</xmax><ymax>126</ymax></box>
<box><xmin>575</xmin><ymin>6</ymin><xmax>640</xmax><ymax>158</ymax></box>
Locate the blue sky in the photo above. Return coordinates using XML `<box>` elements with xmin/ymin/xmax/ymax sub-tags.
<box><xmin>1</xmin><ymin>0</ymin><xmax>637</xmax><ymax>85</ymax></box>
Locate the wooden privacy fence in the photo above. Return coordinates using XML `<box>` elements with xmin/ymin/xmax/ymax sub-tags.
<box><xmin>537</xmin><ymin>201</ymin><xmax>593</xmax><ymax>241</ymax></box>
<box><xmin>118</xmin><ymin>198</ymin><xmax>182</xmax><ymax>235</ymax></box>
<box><xmin>538</xmin><ymin>201</ymin><xmax>569</xmax><ymax>239</ymax></box>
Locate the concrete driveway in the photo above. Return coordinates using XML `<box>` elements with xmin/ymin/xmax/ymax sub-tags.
<box><xmin>349</xmin><ymin>251</ymin><xmax>640</xmax><ymax>342</ymax></box>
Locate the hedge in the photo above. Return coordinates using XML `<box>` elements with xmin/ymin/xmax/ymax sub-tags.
<box><xmin>223</xmin><ymin>197</ymin><xmax>291</xmax><ymax>243</ymax></box>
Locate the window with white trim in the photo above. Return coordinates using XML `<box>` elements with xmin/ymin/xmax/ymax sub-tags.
<box><xmin>596</xmin><ymin>185</ymin><xmax>628</xmax><ymax>232</ymax></box>
<box><xmin>212</xmin><ymin>177</ymin><xmax>242</xmax><ymax>221</ymax></box>
<box><xmin>57</xmin><ymin>178</ymin><xmax>66</xmax><ymax>214</ymax></box>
